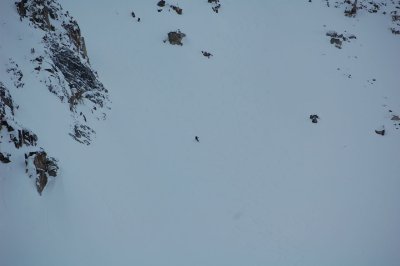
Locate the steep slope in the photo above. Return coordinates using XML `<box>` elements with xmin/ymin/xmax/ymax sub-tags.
<box><xmin>1</xmin><ymin>0</ymin><xmax>400</xmax><ymax>265</ymax></box>
<box><xmin>0</xmin><ymin>0</ymin><xmax>110</xmax><ymax>194</ymax></box>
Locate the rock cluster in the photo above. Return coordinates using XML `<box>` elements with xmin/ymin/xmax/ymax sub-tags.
<box><xmin>25</xmin><ymin>151</ymin><xmax>59</xmax><ymax>195</ymax></box>
<box><xmin>167</xmin><ymin>30</ymin><xmax>186</xmax><ymax>46</ymax></box>
<box><xmin>309</xmin><ymin>114</ymin><xmax>320</xmax><ymax>123</ymax></box>
<box><xmin>16</xmin><ymin>0</ymin><xmax>110</xmax><ymax>145</ymax></box>
<box><xmin>326</xmin><ymin>31</ymin><xmax>356</xmax><ymax>49</ymax></box>
<box><xmin>0</xmin><ymin>0</ymin><xmax>110</xmax><ymax>195</ymax></box>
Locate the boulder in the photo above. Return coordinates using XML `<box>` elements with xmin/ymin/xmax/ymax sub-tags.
<box><xmin>25</xmin><ymin>150</ymin><xmax>59</xmax><ymax>195</ymax></box>
<box><xmin>167</xmin><ymin>30</ymin><xmax>186</xmax><ymax>46</ymax></box>
<box><xmin>0</xmin><ymin>152</ymin><xmax>11</xmax><ymax>164</ymax></box>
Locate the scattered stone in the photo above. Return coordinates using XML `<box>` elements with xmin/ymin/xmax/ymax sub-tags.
<box><xmin>69</xmin><ymin>123</ymin><xmax>95</xmax><ymax>145</ymax></box>
<box><xmin>170</xmin><ymin>5</ymin><xmax>183</xmax><ymax>15</ymax></box>
<box><xmin>202</xmin><ymin>51</ymin><xmax>213</xmax><ymax>58</ymax></box>
<box><xmin>326</xmin><ymin>31</ymin><xmax>356</xmax><ymax>49</ymax></box>
<box><xmin>309</xmin><ymin>114</ymin><xmax>320</xmax><ymax>123</ymax></box>
<box><xmin>6</xmin><ymin>59</ymin><xmax>24</xmax><ymax>88</ymax></box>
<box><xmin>157</xmin><ymin>0</ymin><xmax>166</xmax><ymax>7</ymax></box>
<box><xmin>167</xmin><ymin>30</ymin><xmax>186</xmax><ymax>46</ymax></box>
<box><xmin>0</xmin><ymin>82</ymin><xmax>15</xmax><ymax>117</ymax></box>
<box><xmin>391</xmin><ymin>115</ymin><xmax>400</xmax><ymax>121</ymax></box>
<box><xmin>344</xmin><ymin>0</ymin><xmax>358</xmax><ymax>17</ymax></box>
<box><xmin>0</xmin><ymin>152</ymin><xmax>11</xmax><ymax>163</ymax></box>
<box><xmin>208</xmin><ymin>0</ymin><xmax>221</xmax><ymax>13</ymax></box>
<box><xmin>330</xmin><ymin>37</ymin><xmax>342</xmax><ymax>48</ymax></box>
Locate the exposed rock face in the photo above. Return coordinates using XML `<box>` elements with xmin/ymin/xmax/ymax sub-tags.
<box><xmin>11</xmin><ymin>129</ymin><xmax>38</xmax><ymax>149</ymax></box>
<box><xmin>69</xmin><ymin>123</ymin><xmax>96</xmax><ymax>145</ymax></box>
<box><xmin>167</xmin><ymin>30</ymin><xmax>186</xmax><ymax>45</ymax></box>
<box><xmin>16</xmin><ymin>0</ymin><xmax>110</xmax><ymax>145</ymax></box>
<box><xmin>0</xmin><ymin>82</ymin><xmax>14</xmax><ymax>117</ymax></box>
<box><xmin>0</xmin><ymin>0</ymin><xmax>109</xmax><ymax>194</ymax></box>
<box><xmin>327</xmin><ymin>0</ymin><xmax>400</xmax><ymax>35</ymax></box>
<box><xmin>16</xmin><ymin>0</ymin><xmax>56</xmax><ymax>31</ymax></box>
<box><xmin>25</xmin><ymin>151</ymin><xmax>59</xmax><ymax>195</ymax></box>
<box><xmin>1</xmin><ymin>83</ymin><xmax>48</xmax><ymax>181</ymax></box>
<box><xmin>49</xmin><ymin>44</ymin><xmax>108</xmax><ymax>113</ymax></box>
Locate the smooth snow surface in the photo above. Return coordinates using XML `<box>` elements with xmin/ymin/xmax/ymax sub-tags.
<box><xmin>1</xmin><ymin>0</ymin><xmax>400</xmax><ymax>265</ymax></box>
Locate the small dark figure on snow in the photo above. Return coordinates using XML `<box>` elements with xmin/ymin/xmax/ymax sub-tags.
<box><xmin>309</xmin><ymin>114</ymin><xmax>319</xmax><ymax>123</ymax></box>
<box><xmin>195</xmin><ymin>136</ymin><xmax>200</xmax><ymax>142</ymax></box>
<box><xmin>131</xmin><ymin>11</ymin><xmax>135</xmax><ymax>18</ymax></box>
<box><xmin>137</xmin><ymin>17</ymin><xmax>141</xmax><ymax>22</ymax></box>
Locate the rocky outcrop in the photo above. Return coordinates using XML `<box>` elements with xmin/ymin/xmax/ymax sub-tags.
<box><xmin>167</xmin><ymin>30</ymin><xmax>186</xmax><ymax>45</ymax></box>
<box><xmin>0</xmin><ymin>82</ymin><xmax>14</xmax><ymax>117</ymax></box>
<box><xmin>326</xmin><ymin>31</ymin><xmax>356</xmax><ymax>49</ymax></box>
<box><xmin>0</xmin><ymin>153</ymin><xmax>11</xmax><ymax>164</ymax></box>
<box><xmin>1</xmin><ymin>83</ymin><xmax>55</xmax><ymax>193</ymax></box>
<box><xmin>326</xmin><ymin>0</ymin><xmax>400</xmax><ymax>35</ymax></box>
<box><xmin>25</xmin><ymin>151</ymin><xmax>59</xmax><ymax>195</ymax></box>
<box><xmin>208</xmin><ymin>0</ymin><xmax>221</xmax><ymax>13</ymax></box>
<box><xmin>16</xmin><ymin>0</ymin><xmax>110</xmax><ymax>145</ymax></box>
<box><xmin>0</xmin><ymin>0</ymin><xmax>109</xmax><ymax>194</ymax></box>
<box><xmin>309</xmin><ymin>114</ymin><xmax>320</xmax><ymax>124</ymax></box>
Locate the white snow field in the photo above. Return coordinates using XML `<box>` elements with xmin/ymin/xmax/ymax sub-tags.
<box><xmin>1</xmin><ymin>0</ymin><xmax>400</xmax><ymax>265</ymax></box>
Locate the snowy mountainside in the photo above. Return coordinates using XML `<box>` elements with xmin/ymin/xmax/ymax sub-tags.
<box><xmin>1</xmin><ymin>0</ymin><xmax>400</xmax><ymax>265</ymax></box>
<box><xmin>0</xmin><ymin>0</ymin><xmax>110</xmax><ymax>194</ymax></box>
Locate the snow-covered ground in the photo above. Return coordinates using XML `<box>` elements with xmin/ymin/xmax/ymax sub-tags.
<box><xmin>1</xmin><ymin>0</ymin><xmax>400</xmax><ymax>265</ymax></box>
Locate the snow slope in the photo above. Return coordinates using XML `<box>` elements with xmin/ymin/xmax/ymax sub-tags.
<box><xmin>1</xmin><ymin>0</ymin><xmax>400</xmax><ymax>265</ymax></box>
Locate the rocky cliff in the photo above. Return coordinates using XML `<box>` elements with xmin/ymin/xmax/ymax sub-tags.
<box><xmin>0</xmin><ymin>0</ymin><xmax>110</xmax><ymax>194</ymax></box>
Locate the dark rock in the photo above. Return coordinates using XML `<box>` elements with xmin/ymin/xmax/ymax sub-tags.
<box><xmin>62</xmin><ymin>20</ymin><xmax>88</xmax><ymax>58</ymax></box>
<box><xmin>0</xmin><ymin>152</ymin><xmax>11</xmax><ymax>163</ymax></box>
<box><xmin>157</xmin><ymin>0</ymin><xmax>166</xmax><ymax>7</ymax></box>
<box><xmin>391</xmin><ymin>115</ymin><xmax>400</xmax><ymax>121</ymax></box>
<box><xmin>69</xmin><ymin>123</ymin><xmax>95</xmax><ymax>145</ymax></box>
<box><xmin>202</xmin><ymin>51</ymin><xmax>213</xmax><ymax>58</ymax></box>
<box><xmin>0</xmin><ymin>82</ymin><xmax>15</xmax><ymax>117</ymax></box>
<box><xmin>310</xmin><ymin>114</ymin><xmax>320</xmax><ymax>123</ymax></box>
<box><xmin>6</xmin><ymin>59</ymin><xmax>24</xmax><ymax>88</ymax></box>
<box><xmin>50</xmin><ymin>44</ymin><xmax>108</xmax><ymax>113</ymax></box>
<box><xmin>208</xmin><ymin>0</ymin><xmax>221</xmax><ymax>13</ymax></box>
<box><xmin>375</xmin><ymin>129</ymin><xmax>385</xmax><ymax>136</ymax></box>
<box><xmin>330</xmin><ymin>37</ymin><xmax>342</xmax><ymax>48</ymax></box>
<box><xmin>25</xmin><ymin>150</ymin><xmax>59</xmax><ymax>195</ymax></box>
<box><xmin>11</xmin><ymin>129</ymin><xmax>38</xmax><ymax>148</ymax></box>
<box><xmin>167</xmin><ymin>30</ymin><xmax>186</xmax><ymax>46</ymax></box>
<box><xmin>170</xmin><ymin>5</ymin><xmax>183</xmax><ymax>15</ymax></box>
<box><xmin>15</xmin><ymin>0</ymin><xmax>56</xmax><ymax>31</ymax></box>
